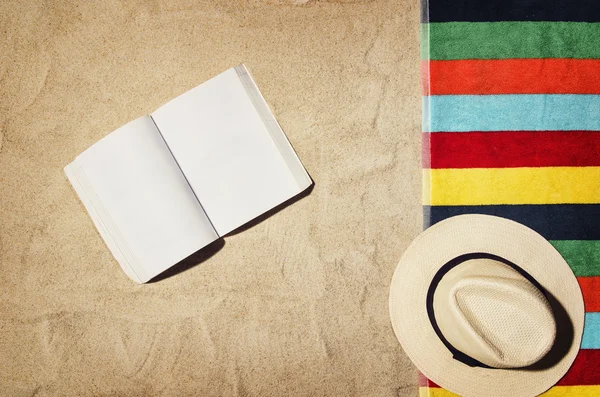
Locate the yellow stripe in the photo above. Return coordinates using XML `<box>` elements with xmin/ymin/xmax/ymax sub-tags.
<box><xmin>541</xmin><ymin>386</ymin><xmax>600</xmax><ymax>397</ymax></box>
<box><xmin>419</xmin><ymin>388</ymin><xmax>458</xmax><ymax>397</ymax></box>
<box><xmin>424</xmin><ymin>167</ymin><xmax>600</xmax><ymax>206</ymax></box>
<box><xmin>420</xmin><ymin>386</ymin><xmax>600</xmax><ymax>397</ymax></box>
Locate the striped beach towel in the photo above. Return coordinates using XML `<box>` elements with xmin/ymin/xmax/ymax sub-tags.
<box><xmin>421</xmin><ymin>0</ymin><xmax>600</xmax><ymax>396</ymax></box>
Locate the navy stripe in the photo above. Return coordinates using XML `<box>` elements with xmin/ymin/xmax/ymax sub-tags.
<box><xmin>423</xmin><ymin>0</ymin><xmax>600</xmax><ymax>23</ymax></box>
<box><xmin>425</xmin><ymin>204</ymin><xmax>600</xmax><ymax>240</ymax></box>
<box><xmin>421</xmin><ymin>0</ymin><xmax>429</xmax><ymax>23</ymax></box>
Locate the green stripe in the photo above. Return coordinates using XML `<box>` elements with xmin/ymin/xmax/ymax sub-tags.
<box><xmin>550</xmin><ymin>240</ymin><xmax>600</xmax><ymax>277</ymax></box>
<box><xmin>421</xmin><ymin>23</ymin><xmax>430</xmax><ymax>61</ymax></box>
<box><xmin>426</xmin><ymin>22</ymin><xmax>600</xmax><ymax>60</ymax></box>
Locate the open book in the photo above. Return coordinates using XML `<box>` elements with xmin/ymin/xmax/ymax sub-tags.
<box><xmin>65</xmin><ymin>65</ymin><xmax>312</xmax><ymax>283</ymax></box>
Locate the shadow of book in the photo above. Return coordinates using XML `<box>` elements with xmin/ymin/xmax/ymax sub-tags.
<box><xmin>148</xmin><ymin>239</ymin><xmax>226</xmax><ymax>283</ymax></box>
<box><xmin>149</xmin><ymin>182</ymin><xmax>314</xmax><ymax>282</ymax></box>
<box><xmin>226</xmin><ymin>183</ymin><xmax>314</xmax><ymax>236</ymax></box>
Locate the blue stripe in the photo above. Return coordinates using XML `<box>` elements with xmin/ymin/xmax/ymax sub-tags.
<box><xmin>425</xmin><ymin>205</ymin><xmax>600</xmax><ymax>241</ymax></box>
<box><xmin>582</xmin><ymin>312</ymin><xmax>600</xmax><ymax>349</ymax></box>
<box><xmin>424</xmin><ymin>95</ymin><xmax>600</xmax><ymax>132</ymax></box>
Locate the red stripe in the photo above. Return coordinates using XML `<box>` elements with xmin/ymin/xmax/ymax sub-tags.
<box><xmin>425</xmin><ymin>131</ymin><xmax>600</xmax><ymax>169</ymax></box>
<box><xmin>580</xmin><ymin>277</ymin><xmax>600</xmax><ymax>313</ymax></box>
<box><xmin>426</xmin><ymin>59</ymin><xmax>600</xmax><ymax>95</ymax></box>
<box><xmin>421</xmin><ymin>61</ymin><xmax>430</xmax><ymax>96</ymax></box>
<box><xmin>422</xmin><ymin>378</ymin><xmax>440</xmax><ymax>388</ymax></box>
<box><xmin>418</xmin><ymin>372</ymin><xmax>440</xmax><ymax>388</ymax></box>
<box><xmin>421</xmin><ymin>350</ymin><xmax>600</xmax><ymax>388</ymax></box>
<box><xmin>558</xmin><ymin>350</ymin><xmax>600</xmax><ymax>386</ymax></box>
<box><xmin>422</xmin><ymin>129</ymin><xmax>431</xmax><ymax>168</ymax></box>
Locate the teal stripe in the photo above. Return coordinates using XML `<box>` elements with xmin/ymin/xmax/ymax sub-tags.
<box><xmin>550</xmin><ymin>241</ymin><xmax>600</xmax><ymax>277</ymax></box>
<box><xmin>426</xmin><ymin>22</ymin><xmax>600</xmax><ymax>60</ymax></box>
<box><xmin>582</xmin><ymin>312</ymin><xmax>600</xmax><ymax>349</ymax></box>
<box><xmin>425</xmin><ymin>95</ymin><xmax>600</xmax><ymax>132</ymax></box>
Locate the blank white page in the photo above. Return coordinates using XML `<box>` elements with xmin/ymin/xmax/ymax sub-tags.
<box><xmin>65</xmin><ymin>116</ymin><xmax>218</xmax><ymax>283</ymax></box>
<box><xmin>152</xmin><ymin>65</ymin><xmax>311</xmax><ymax>236</ymax></box>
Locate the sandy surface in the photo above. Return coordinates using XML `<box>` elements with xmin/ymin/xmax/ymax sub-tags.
<box><xmin>0</xmin><ymin>0</ymin><xmax>422</xmax><ymax>395</ymax></box>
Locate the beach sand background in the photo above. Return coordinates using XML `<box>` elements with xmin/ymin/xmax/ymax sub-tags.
<box><xmin>0</xmin><ymin>1</ymin><xmax>422</xmax><ymax>395</ymax></box>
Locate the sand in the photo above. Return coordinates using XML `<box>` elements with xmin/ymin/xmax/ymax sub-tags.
<box><xmin>0</xmin><ymin>0</ymin><xmax>422</xmax><ymax>395</ymax></box>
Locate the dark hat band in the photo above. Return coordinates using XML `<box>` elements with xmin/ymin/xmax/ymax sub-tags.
<box><xmin>425</xmin><ymin>252</ymin><xmax>548</xmax><ymax>369</ymax></box>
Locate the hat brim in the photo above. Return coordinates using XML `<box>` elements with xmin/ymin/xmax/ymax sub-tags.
<box><xmin>389</xmin><ymin>214</ymin><xmax>585</xmax><ymax>397</ymax></box>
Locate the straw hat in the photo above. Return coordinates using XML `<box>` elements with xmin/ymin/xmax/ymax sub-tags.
<box><xmin>389</xmin><ymin>214</ymin><xmax>585</xmax><ymax>397</ymax></box>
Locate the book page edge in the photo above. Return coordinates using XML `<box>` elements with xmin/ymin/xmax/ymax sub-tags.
<box><xmin>234</xmin><ymin>64</ymin><xmax>313</xmax><ymax>192</ymax></box>
<box><xmin>64</xmin><ymin>161</ymin><xmax>146</xmax><ymax>284</ymax></box>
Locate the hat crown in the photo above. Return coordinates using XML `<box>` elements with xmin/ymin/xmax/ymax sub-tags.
<box><xmin>433</xmin><ymin>259</ymin><xmax>557</xmax><ymax>369</ymax></box>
